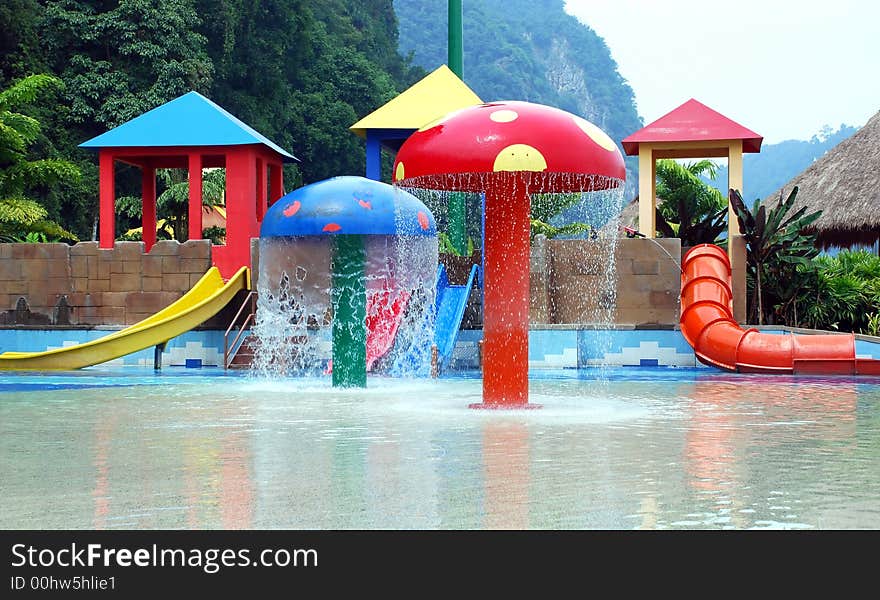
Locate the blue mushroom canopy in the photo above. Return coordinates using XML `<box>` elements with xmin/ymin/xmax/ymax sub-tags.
<box><xmin>261</xmin><ymin>175</ymin><xmax>437</xmax><ymax>238</ymax></box>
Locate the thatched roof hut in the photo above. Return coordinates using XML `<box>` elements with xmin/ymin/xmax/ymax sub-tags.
<box><xmin>766</xmin><ymin>110</ymin><xmax>880</xmax><ymax>248</ymax></box>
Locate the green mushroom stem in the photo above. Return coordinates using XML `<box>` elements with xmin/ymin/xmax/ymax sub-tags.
<box><xmin>331</xmin><ymin>234</ymin><xmax>367</xmax><ymax>388</ymax></box>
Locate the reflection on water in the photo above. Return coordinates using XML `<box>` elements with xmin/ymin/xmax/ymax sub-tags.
<box><xmin>1</xmin><ymin>369</ymin><xmax>878</xmax><ymax>529</ymax></box>
<box><xmin>91</xmin><ymin>411</ymin><xmax>114</xmax><ymax>529</ymax></box>
<box><xmin>483</xmin><ymin>422</ymin><xmax>530</xmax><ymax>529</ymax></box>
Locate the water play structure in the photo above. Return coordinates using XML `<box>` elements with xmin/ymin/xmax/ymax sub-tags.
<box><xmin>681</xmin><ymin>244</ymin><xmax>880</xmax><ymax>375</ymax></box>
<box><xmin>394</xmin><ymin>100</ymin><xmax>626</xmax><ymax>407</ymax></box>
<box><xmin>256</xmin><ymin>176</ymin><xmax>438</xmax><ymax>387</ymax></box>
<box><xmin>0</xmin><ymin>266</ymin><xmax>248</xmax><ymax>370</ymax></box>
<box><xmin>2</xmin><ymin>68</ymin><xmax>879</xmax><ymax>392</ymax></box>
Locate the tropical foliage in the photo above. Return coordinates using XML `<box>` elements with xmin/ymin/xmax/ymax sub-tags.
<box><xmin>438</xmin><ymin>232</ymin><xmax>475</xmax><ymax>257</ymax></box>
<box><xmin>730</xmin><ymin>187</ymin><xmax>822</xmax><ymax>325</ymax></box>
<box><xmin>530</xmin><ymin>192</ymin><xmax>593</xmax><ymax>241</ymax></box>
<box><xmin>799</xmin><ymin>251</ymin><xmax>880</xmax><ymax>334</ymax></box>
<box><xmin>731</xmin><ymin>187</ymin><xmax>880</xmax><ymax>334</ymax></box>
<box><xmin>1</xmin><ymin>0</ymin><xmax>424</xmax><ymax>240</ymax></box>
<box><xmin>116</xmin><ymin>169</ymin><xmax>226</xmax><ymax>241</ymax></box>
<box><xmin>0</xmin><ymin>74</ymin><xmax>79</xmax><ymax>242</ymax></box>
<box><xmin>654</xmin><ymin>159</ymin><xmax>727</xmax><ymax>246</ymax></box>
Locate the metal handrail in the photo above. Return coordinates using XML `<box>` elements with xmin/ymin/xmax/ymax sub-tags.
<box><xmin>226</xmin><ymin>312</ymin><xmax>256</xmax><ymax>369</ymax></box>
<box><xmin>224</xmin><ymin>291</ymin><xmax>257</xmax><ymax>369</ymax></box>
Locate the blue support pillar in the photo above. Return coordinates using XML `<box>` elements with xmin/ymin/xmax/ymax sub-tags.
<box><xmin>366</xmin><ymin>131</ymin><xmax>381</xmax><ymax>181</ymax></box>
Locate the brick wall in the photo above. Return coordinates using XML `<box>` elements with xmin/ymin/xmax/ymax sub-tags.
<box><xmin>0</xmin><ymin>240</ymin><xmax>212</xmax><ymax>326</ymax></box>
<box><xmin>530</xmin><ymin>237</ymin><xmax>682</xmax><ymax>326</ymax></box>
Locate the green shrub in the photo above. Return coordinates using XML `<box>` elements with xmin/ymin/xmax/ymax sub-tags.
<box><xmin>798</xmin><ymin>250</ymin><xmax>880</xmax><ymax>333</ymax></box>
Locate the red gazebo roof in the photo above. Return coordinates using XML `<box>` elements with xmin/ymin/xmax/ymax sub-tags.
<box><xmin>622</xmin><ymin>98</ymin><xmax>763</xmax><ymax>156</ymax></box>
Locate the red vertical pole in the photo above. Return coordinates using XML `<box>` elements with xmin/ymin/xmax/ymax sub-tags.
<box><xmin>188</xmin><ymin>153</ymin><xmax>203</xmax><ymax>240</ymax></box>
<box><xmin>255</xmin><ymin>157</ymin><xmax>266</xmax><ymax>221</ymax></box>
<box><xmin>269</xmin><ymin>162</ymin><xmax>284</xmax><ymax>206</ymax></box>
<box><xmin>141</xmin><ymin>165</ymin><xmax>157</xmax><ymax>252</ymax></box>
<box><xmin>475</xmin><ymin>174</ymin><xmax>534</xmax><ymax>408</ymax></box>
<box><xmin>218</xmin><ymin>148</ymin><xmax>257</xmax><ymax>278</ymax></box>
<box><xmin>99</xmin><ymin>150</ymin><xmax>115</xmax><ymax>248</ymax></box>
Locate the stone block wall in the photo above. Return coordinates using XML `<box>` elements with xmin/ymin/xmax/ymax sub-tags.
<box><xmin>530</xmin><ymin>237</ymin><xmax>682</xmax><ymax>326</ymax></box>
<box><xmin>0</xmin><ymin>237</ymin><xmax>699</xmax><ymax>330</ymax></box>
<box><xmin>0</xmin><ymin>240</ymin><xmax>213</xmax><ymax>326</ymax></box>
<box><xmin>249</xmin><ymin>236</ymin><xmax>685</xmax><ymax>329</ymax></box>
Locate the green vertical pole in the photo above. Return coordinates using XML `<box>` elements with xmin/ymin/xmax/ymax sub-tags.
<box><xmin>448</xmin><ymin>0</ymin><xmax>463</xmax><ymax>78</ymax></box>
<box><xmin>448</xmin><ymin>194</ymin><xmax>467</xmax><ymax>255</ymax></box>
<box><xmin>447</xmin><ymin>1</ymin><xmax>467</xmax><ymax>256</ymax></box>
<box><xmin>331</xmin><ymin>235</ymin><xmax>367</xmax><ymax>388</ymax></box>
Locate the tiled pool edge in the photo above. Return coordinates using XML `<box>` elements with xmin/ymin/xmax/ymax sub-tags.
<box><xmin>454</xmin><ymin>328</ymin><xmax>702</xmax><ymax>369</ymax></box>
<box><xmin>5</xmin><ymin>326</ymin><xmax>880</xmax><ymax>369</ymax></box>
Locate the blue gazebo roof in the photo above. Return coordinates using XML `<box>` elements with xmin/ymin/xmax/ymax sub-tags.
<box><xmin>79</xmin><ymin>91</ymin><xmax>297</xmax><ymax>161</ymax></box>
<box><xmin>261</xmin><ymin>176</ymin><xmax>437</xmax><ymax>237</ymax></box>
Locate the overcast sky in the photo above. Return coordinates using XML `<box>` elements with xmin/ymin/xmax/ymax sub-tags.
<box><xmin>564</xmin><ymin>0</ymin><xmax>880</xmax><ymax>143</ymax></box>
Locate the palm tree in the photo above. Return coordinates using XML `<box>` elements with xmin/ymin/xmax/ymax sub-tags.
<box><xmin>654</xmin><ymin>159</ymin><xmax>727</xmax><ymax>246</ymax></box>
<box><xmin>154</xmin><ymin>168</ymin><xmax>226</xmax><ymax>241</ymax></box>
<box><xmin>530</xmin><ymin>192</ymin><xmax>597</xmax><ymax>241</ymax></box>
<box><xmin>0</xmin><ymin>74</ymin><xmax>80</xmax><ymax>242</ymax></box>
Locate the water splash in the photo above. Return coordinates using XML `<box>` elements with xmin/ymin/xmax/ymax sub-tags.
<box><xmin>251</xmin><ymin>232</ymin><xmax>438</xmax><ymax>379</ymax></box>
<box><xmin>400</xmin><ymin>173</ymin><xmax>627</xmax><ymax>380</ymax></box>
<box><xmin>251</xmin><ymin>237</ymin><xmax>332</xmax><ymax>377</ymax></box>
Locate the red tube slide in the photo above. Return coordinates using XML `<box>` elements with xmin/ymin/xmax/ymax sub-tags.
<box><xmin>680</xmin><ymin>244</ymin><xmax>880</xmax><ymax>375</ymax></box>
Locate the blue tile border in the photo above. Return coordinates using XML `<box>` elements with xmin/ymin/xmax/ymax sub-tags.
<box><xmin>856</xmin><ymin>339</ymin><xmax>880</xmax><ymax>360</ymax></box>
<box><xmin>0</xmin><ymin>327</ymin><xmax>704</xmax><ymax>370</ymax></box>
<box><xmin>0</xmin><ymin>328</ymin><xmax>228</xmax><ymax>367</ymax></box>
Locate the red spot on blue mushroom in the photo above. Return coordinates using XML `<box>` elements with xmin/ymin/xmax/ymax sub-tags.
<box><xmin>260</xmin><ymin>176</ymin><xmax>437</xmax><ymax>238</ymax></box>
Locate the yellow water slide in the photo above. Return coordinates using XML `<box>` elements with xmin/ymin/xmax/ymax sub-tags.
<box><xmin>0</xmin><ymin>266</ymin><xmax>249</xmax><ymax>370</ymax></box>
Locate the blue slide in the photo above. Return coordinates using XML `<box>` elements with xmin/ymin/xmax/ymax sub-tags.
<box><xmin>388</xmin><ymin>263</ymin><xmax>479</xmax><ymax>376</ymax></box>
<box><xmin>433</xmin><ymin>263</ymin><xmax>478</xmax><ymax>370</ymax></box>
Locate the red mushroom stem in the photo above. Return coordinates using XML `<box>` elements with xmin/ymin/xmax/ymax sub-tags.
<box><xmin>481</xmin><ymin>174</ymin><xmax>531</xmax><ymax>407</ymax></box>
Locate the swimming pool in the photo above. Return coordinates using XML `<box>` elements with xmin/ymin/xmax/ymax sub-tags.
<box><xmin>1</xmin><ymin>367</ymin><xmax>878</xmax><ymax>529</ymax></box>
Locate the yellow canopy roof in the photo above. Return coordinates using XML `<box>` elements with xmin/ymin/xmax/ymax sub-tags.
<box><xmin>350</xmin><ymin>64</ymin><xmax>482</xmax><ymax>137</ymax></box>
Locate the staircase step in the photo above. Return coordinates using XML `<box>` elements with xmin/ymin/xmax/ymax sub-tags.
<box><xmin>227</xmin><ymin>334</ymin><xmax>257</xmax><ymax>368</ymax></box>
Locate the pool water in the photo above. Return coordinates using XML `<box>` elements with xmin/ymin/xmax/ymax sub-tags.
<box><xmin>1</xmin><ymin>367</ymin><xmax>878</xmax><ymax>529</ymax></box>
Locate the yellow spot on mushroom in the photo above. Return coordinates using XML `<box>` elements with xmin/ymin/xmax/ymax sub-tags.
<box><xmin>572</xmin><ymin>116</ymin><xmax>617</xmax><ymax>152</ymax></box>
<box><xmin>395</xmin><ymin>161</ymin><xmax>405</xmax><ymax>181</ymax></box>
<box><xmin>489</xmin><ymin>109</ymin><xmax>518</xmax><ymax>123</ymax></box>
<box><xmin>492</xmin><ymin>144</ymin><xmax>547</xmax><ymax>172</ymax></box>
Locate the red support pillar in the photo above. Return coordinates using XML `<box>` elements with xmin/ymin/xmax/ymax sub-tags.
<box><xmin>215</xmin><ymin>148</ymin><xmax>257</xmax><ymax>278</ymax></box>
<box><xmin>474</xmin><ymin>174</ymin><xmax>534</xmax><ymax>408</ymax></box>
<box><xmin>141</xmin><ymin>165</ymin><xmax>157</xmax><ymax>252</ymax></box>
<box><xmin>98</xmin><ymin>150</ymin><xmax>115</xmax><ymax>248</ymax></box>
<box><xmin>255</xmin><ymin>157</ymin><xmax>266</xmax><ymax>222</ymax></box>
<box><xmin>188</xmin><ymin>153</ymin><xmax>203</xmax><ymax>241</ymax></box>
<box><xmin>269</xmin><ymin>162</ymin><xmax>284</xmax><ymax>206</ymax></box>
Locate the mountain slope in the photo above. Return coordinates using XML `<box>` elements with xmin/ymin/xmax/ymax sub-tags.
<box><xmin>709</xmin><ymin>125</ymin><xmax>858</xmax><ymax>201</ymax></box>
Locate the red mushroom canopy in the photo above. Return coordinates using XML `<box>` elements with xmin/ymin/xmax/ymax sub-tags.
<box><xmin>393</xmin><ymin>101</ymin><xmax>625</xmax><ymax>193</ymax></box>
